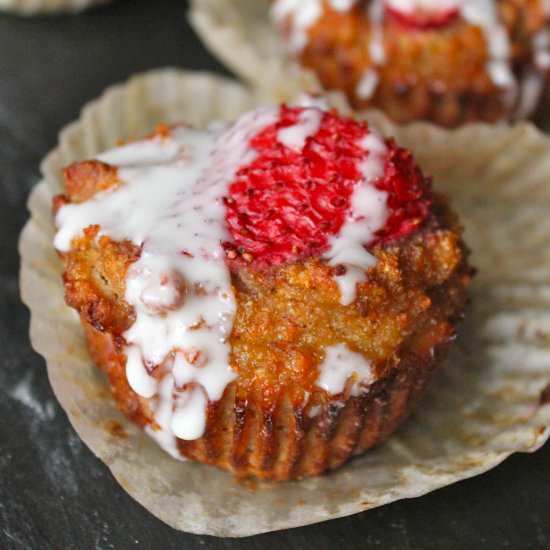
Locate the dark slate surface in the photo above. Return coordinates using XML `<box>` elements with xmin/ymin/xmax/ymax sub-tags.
<box><xmin>1</xmin><ymin>1</ymin><xmax>549</xmax><ymax>548</ymax></box>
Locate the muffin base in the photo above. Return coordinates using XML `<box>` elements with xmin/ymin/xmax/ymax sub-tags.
<box><xmin>83</xmin><ymin>319</ymin><xmax>456</xmax><ymax>480</ymax></box>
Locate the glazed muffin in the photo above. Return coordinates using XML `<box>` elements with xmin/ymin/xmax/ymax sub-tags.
<box><xmin>271</xmin><ymin>0</ymin><xmax>550</xmax><ymax>127</ymax></box>
<box><xmin>52</xmin><ymin>103</ymin><xmax>472</xmax><ymax>480</ymax></box>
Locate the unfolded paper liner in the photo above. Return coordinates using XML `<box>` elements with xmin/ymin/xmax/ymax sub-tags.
<box><xmin>0</xmin><ymin>0</ymin><xmax>110</xmax><ymax>15</ymax></box>
<box><xmin>19</xmin><ymin>68</ymin><xmax>550</xmax><ymax>537</ymax></box>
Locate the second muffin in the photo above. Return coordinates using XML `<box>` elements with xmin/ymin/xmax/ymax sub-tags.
<box><xmin>271</xmin><ymin>0</ymin><xmax>550</xmax><ymax>126</ymax></box>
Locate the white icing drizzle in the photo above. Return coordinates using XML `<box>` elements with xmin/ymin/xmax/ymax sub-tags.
<box><xmin>171</xmin><ymin>385</ymin><xmax>209</xmax><ymax>440</ymax></box>
<box><xmin>356</xmin><ymin>68</ymin><xmax>380</xmax><ymax>100</ymax></box>
<box><xmin>55</xmin><ymin>108</ymin><xmax>279</xmax><ymax>448</ymax></box>
<box><xmin>359</xmin><ymin>0</ymin><xmax>386</xmax><ymax>110</ymax></box>
<box><xmin>324</xmin><ymin>130</ymin><xmax>388</xmax><ymax>306</ymax></box>
<box><xmin>384</xmin><ymin>0</ymin><xmax>517</xmax><ymax>98</ymax></box>
<box><xmin>317</xmin><ymin>344</ymin><xmax>375</xmax><ymax>395</ymax></box>
<box><xmin>125</xmin><ymin>345</ymin><xmax>157</xmax><ymax>398</ymax></box>
<box><xmin>271</xmin><ymin>0</ymin><xmax>322</xmax><ymax>52</ymax></box>
<box><xmin>369</xmin><ymin>0</ymin><xmax>387</xmax><ymax>65</ymax></box>
<box><xmin>307</xmin><ymin>404</ymin><xmax>322</xmax><ymax>418</ymax></box>
<box><xmin>534</xmin><ymin>29</ymin><xmax>550</xmax><ymax>70</ymax></box>
<box><xmin>293</xmin><ymin>93</ymin><xmax>330</xmax><ymax>110</ymax></box>
<box><xmin>512</xmin><ymin>1</ymin><xmax>550</xmax><ymax>120</ymax></box>
<box><xmin>330</xmin><ymin>0</ymin><xmax>357</xmax><ymax>9</ymax></box>
<box><xmin>536</xmin><ymin>0</ymin><xmax>550</xmax><ymax>74</ymax></box>
<box><xmin>514</xmin><ymin>71</ymin><xmax>546</xmax><ymax>121</ymax></box>
<box><xmin>277</xmin><ymin>108</ymin><xmax>323</xmax><ymax>149</ymax></box>
<box><xmin>144</xmin><ymin>374</ymin><xmax>182</xmax><ymax>458</ymax></box>
<box><xmin>460</xmin><ymin>1</ymin><xmax>516</xmax><ymax>102</ymax></box>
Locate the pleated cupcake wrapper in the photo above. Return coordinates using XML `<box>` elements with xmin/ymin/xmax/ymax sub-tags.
<box><xmin>20</xmin><ymin>68</ymin><xmax>550</xmax><ymax>537</ymax></box>
<box><xmin>82</xmin><ymin>319</ymin><xmax>443</xmax><ymax>481</ymax></box>
<box><xmin>0</xmin><ymin>0</ymin><xmax>110</xmax><ymax>15</ymax></box>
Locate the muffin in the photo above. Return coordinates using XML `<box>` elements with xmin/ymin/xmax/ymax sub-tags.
<box><xmin>52</xmin><ymin>102</ymin><xmax>472</xmax><ymax>480</ymax></box>
<box><xmin>271</xmin><ymin>0</ymin><xmax>550</xmax><ymax>126</ymax></box>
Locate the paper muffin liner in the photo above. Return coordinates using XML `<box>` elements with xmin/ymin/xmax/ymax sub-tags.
<box><xmin>81</xmin><ymin>315</ymin><xmax>457</xmax><ymax>481</ymax></box>
<box><xmin>0</xmin><ymin>0</ymin><xmax>110</xmax><ymax>15</ymax></box>
<box><xmin>20</xmin><ymin>68</ymin><xmax>550</xmax><ymax>537</ymax></box>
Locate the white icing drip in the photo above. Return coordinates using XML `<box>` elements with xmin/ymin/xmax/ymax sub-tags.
<box><xmin>277</xmin><ymin>108</ymin><xmax>322</xmax><ymax>149</ymax></box>
<box><xmin>271</xmin><ymin>0</ymin><xmax>358</xmax><ymax>52</ymax></box>
<box><xmin>54</xmin><ymin>108</ymin><xmax>279</xmax><ymax>446</ymax></box>
<box><xmin>271</xmin><ymin>0</ymin><xmax>323</xmax><ymax>52</ymax></box>
<box><xmin>369</xmin><ymin>0</ymin><xmax>386</xmax><ymax>65</ymax></box>
<box><xmin>98</xmin><ymin>138</ymin><xmax>187</xmax><ymax>166</ymax></box>
<box><xmin>356</xmin><ymin>69</ymin><xmax>380</xmax><ymax>100</ymax></box>
<box><xmin>307</xmin><ymin>404</ymin><xmax>321</xmax><ymax>418</ymax></box>
<box><xmin>145</xmin><ymin>426</ymin><xmax>185</xmax><ymax>461</ymax></box>
<box><xmin>460</xmin><ymin>1</ymin><xmax>516</xmax><ymax>97</ymax></box>
<box><xmin>144</xmin><ymin>374</ymin><xmax>186</xmax><ymax>460</ymax></box>
<box><xmin>317</xmin><ymin>344</ymin><xmax>375</xmax><ymax>395</ymax></box>
<box><xmin>514</xmin><ymin>72</ymin><xmax>546</xmax><ymax>121</ymax></box>
<box><xmin>358</xmin><ymin>0</ymin><xmax>386</xmax><ymax>104</ymax></box>
<box><xmin>324</xmin><ymin>131</ymin><xmax>388</xmax><ymax>305</ymax></box>
<box><xmin>512</xmin><ymin>8</ymin><xmax>550</xmax><ymax>120</ymax></box>
<box><xmin>534</xmin><ymin>30</ymin><xmax>550</xmax><ymax>70</ymax></box>
<box><xmin>125</xmin><ymin>345</ymin><xmax>157</xmax><ymax>398</ymax></box>
<box><xmin>171</xmin><ymin>386</ymin><xmax>209</xmax><ymax>440</ymax></box>
<box><xmin>292</xmin><ymin>94</ymin><xmax>330</xmax><ymax>110</ymax></box>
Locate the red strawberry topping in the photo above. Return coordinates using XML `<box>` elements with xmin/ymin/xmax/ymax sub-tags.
<box><xmin>385</xmin><ymin>2</ymin><xmax>460</xmax><ymax>30</ymax></box>
<box><xmin>224</xmin><ymin>106</ymin><xmax>431</xmax><ymax>266</ymax></box>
